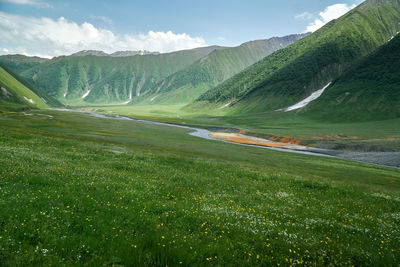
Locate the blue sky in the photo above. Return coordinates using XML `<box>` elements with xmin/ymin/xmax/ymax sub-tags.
<box><xmin>0</xmin><ymin>0</ymin><xmax>364</xmax><ymax>57</ymax></box>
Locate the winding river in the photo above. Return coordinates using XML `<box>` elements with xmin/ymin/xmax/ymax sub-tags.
<box><xmin>87</xmin><ymin>113</ymin><xmax>345</xmax><ymax>157</ymax></box>
<box><xmin>86</xmin><ymin>112</ymin><xmax>400</xmax><ymax>169</ymax></box>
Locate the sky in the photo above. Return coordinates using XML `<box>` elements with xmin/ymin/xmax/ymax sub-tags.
<box><xmin>0</xmin><ymin>0</ymin><xmax>364</xmax><ymax>58</ymax></box>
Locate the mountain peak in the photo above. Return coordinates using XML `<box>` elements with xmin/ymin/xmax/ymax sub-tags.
<box><xmin>70</xmin><ymin>50</ymin><xmax>160</xmax><ymax>57</ymax></box>
<box><xmin>70</xmin><ymin>50</ymin><xmax>109</xmax><ymax>57</ymax></box>
<box><xmin>110</xmin><ymin>50</ymin><xmax>160</xmax><ymax>57</ymax></box>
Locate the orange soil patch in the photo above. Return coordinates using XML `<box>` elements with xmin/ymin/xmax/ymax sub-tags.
<box><xmin>279</xmin><ymin>137</ymin><xmax>302</xmax><ymax>145</ymax></box>
<box><xmin>209</xmin><ymin>132</ymin><xmax>310</xmax><ymax>150</ymax></box>
<box><xmin>269</xmin><ymin>136</ymin><xmax>280</xmax><ymax>141</ymax></box>
<box><xmin>267</xmin><ymin>136</ymin><xmax>302</xmax><ymax>144</ymax></box>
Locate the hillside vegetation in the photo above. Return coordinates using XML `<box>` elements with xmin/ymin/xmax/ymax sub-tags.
<box><xmin>0</xmin><ymin>66</ymin><xmax>48</xmax><ymax>111</ymax></box>
<box><xmin>302</xmin><ymin>33</ymin><xmax>400</xmax><ymax>121</ymax></box>
<box><xmin>140</xmin><ymin>34</ymin><xmax>307</xmax><ymax>104</ymax></box>
<box><xmin>0</xmin><ymin>46</ymin><xmax>223</xmax><ymax>105</ymax></box>
<box><xmin>0</xmin><ymin>35</ymin><xmax>305</xmax><ymax>106</ymax></box>
<box><xmin>195</xmin><ymin>0</ymin><xmax>400</xmax><ymax>116</ymax></box>
<box><xmin>0</xmin><ymin>64</ymin><xmax>63</xmax><ymax>108</ymax></box>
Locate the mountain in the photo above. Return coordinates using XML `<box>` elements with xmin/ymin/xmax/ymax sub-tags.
<box><xmin>194</xmin><ymin>0</ymin><xmax>400</xmax><ymax>115</ymax></box>
<box><xmin>139</xmin><ymin>34</ymin><xmax>308</xmax><ymax>104</ymax></box>
<box><xmin>0</xmin><ymin>64</ymin><xmax>63</xmax><ymax>108</ymax></box>
<box><xmin>301</xmin><ymin>33</ymin><xmax>400</xmax><ymax>121</ymax></box>
<box><xmin>0</xmin><ymin>34</ymin><xmax>305</xmax><ymax>106</ymax></box>
<box><xmin>70</xmin><ymin>50</ymin><xmax>109</xmax><ymax>57</ymax></box>
<box><xmin>70</xmin><ymin>50</ymin><xmax>160</xmax><ymax>57</ymax></box>
<box><xmin>0</xmin><ymin>66</ymin><xmax>48</xmax><ymax>110</ymax></box>
<box><xmin>110</xmin><ymin>50</ymin><xmax>160</xmax><ymax>57</ymax></box>
<box><xmin>0</xmin><ymin>46</ymin><xmax>224</xmax><ymax>104</ymax></box>
<box><xmin>0</xmin><ymin>55</ymin><xmax>49</xmax><ymax>74</ymax></box>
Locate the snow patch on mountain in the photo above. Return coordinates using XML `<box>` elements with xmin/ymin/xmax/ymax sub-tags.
<box><xmin>81</xmin><ymin>90</ymin><xmax>91</xmax><ymax>99</ymax></box>
<box><xmin>218</xmin><ymin>101</ymin><xmax>232</xmax><ymax>109</ymax></box>
<box><xmin>23</xmin><ymin>96</ymin><xmax>35</xmax><ymax>104</ymax></box>
<box><xmin>279</xmin><ymin>82</ymin><xmax>331</xmax><ymax>112</ymax></box>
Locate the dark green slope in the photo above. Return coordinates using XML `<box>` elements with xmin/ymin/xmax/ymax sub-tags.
<box><xmin>0</xmin><ymin>46</ymin><xmax>224</xmax><ymax>105</ymax></box>
<box><xmin>0</xmin><ymin>66</ymin><xmax>48</xmax><ymax>111</ymax></box>
<box><xmin>302</xmin><ymin>33</ymin><xmax>400</xmax><ymax>121</ymax></box>
<box><xmin>195</xmin><ymin>0</ymin><xmax>400</xmax><ymax>114</ymax></box>
<box><xmin>140</xmin><ymin>34</ymin><xmax>308</xmax><ymax>104</ymax></box>
<box><xmin>0</xmin><ymin>64</ymin><xmax>63</xmax><ymax>107</ymax></box>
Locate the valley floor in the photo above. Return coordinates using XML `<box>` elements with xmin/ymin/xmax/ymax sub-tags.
<box><xmin>0</xmin><ymin>109</ymin><xmax>399</xmax><ymax>265</ymax></box>
<box><xmin>82</xmin><ymin>104</ymin><xmax>400</xmax><ymax>167</ymax></box>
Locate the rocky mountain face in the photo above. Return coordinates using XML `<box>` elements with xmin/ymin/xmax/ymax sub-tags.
<box><xmin>70</xmin><ymin>50</ymin><xmax>109</xmax><ymax>57</ymax></box>
<box><xmin>70</xmin><ymin>50</ymin><xmax>161</xmax><ymax>57</ymax></box>
<box><xmin>110</xmin><ymin>50</ymin><xmax>160</xmax><ymax>57</ymax></box>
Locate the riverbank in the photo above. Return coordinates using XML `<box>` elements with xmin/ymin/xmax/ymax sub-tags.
<box><xmin>209</xmin><ymin>132</ymin><xmax>310</xmax><ymax>150</ymax></box>
<box><xmin>208</xmin><ymin>132</ymin><xmax>400</xmax><ymax>168</ymax></box>
<box><xmin>53</xmin><ymin>109</ymin><xmax>399</xmax><ymax>168</ymax></box>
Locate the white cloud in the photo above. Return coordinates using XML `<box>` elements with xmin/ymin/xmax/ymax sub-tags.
<box><xmin>306</xmin><ymin>3</ymin><xmax>357</xmax><ymax>32</ymax></box>
<box><xmin>0</xmin><ymin>12</ymin><xmax>208</xmax><ymax>58</ymax></box>
<box><xmin>0</xmin><ymin>0</ymin><xmax>51</xmax><ymax>8</ymax></box>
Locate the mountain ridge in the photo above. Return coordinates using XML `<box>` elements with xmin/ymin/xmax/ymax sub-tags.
<box><xmin>194</xmin><ymin>0</ymin><xmax>400</xmax><ymax>117</ymax></box>
<box><xmin>70</xmin><ymin>50</ymin><xmax>161</xmax><ymax>57</ymax></box>
<box><xmin>0</xmin><ymin>36</ymin><xmax>305</xmax><ymax>105</ymax></box>
<box><xmin>136</xmin><ymin>34</ymin><xmax>308</xmax><ymax>104</ymax></box>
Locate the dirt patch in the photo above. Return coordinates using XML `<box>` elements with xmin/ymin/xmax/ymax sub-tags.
<box><xmin>279</xmin><ymin>137</ymin><xmax>301</xmax><ymax>145</ymax></box>
<box><xmin>209</xmin><ymin>132</ymin><xmax>311</xmax><ymax>150</ymax></box>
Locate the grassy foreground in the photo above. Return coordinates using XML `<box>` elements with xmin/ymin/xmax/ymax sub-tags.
<box><xmin>0</xmin><ymin>110</ymin><xmax>399</xmax><ymax>266</ymax></box>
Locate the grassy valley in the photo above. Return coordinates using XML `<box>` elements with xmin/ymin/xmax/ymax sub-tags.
<box><xmin>1</xmin><ymin>0</ymin><xmax>400</xmax><ymax>265</ymax></box>
<box><xmin>0</xmin><ymin>110</ymin><xmax>399</xmax><ymax>265</ymax></box>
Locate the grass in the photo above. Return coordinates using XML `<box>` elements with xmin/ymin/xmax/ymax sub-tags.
<box><xmin>93</xmin><ymin>104</ymin><xmax>400</xmax><ymax>152</ymax></box>
<box><xmin>0</xmin><ymin>110</ymin><xmax>399</xmax><ymax>266</ymax></box>
<box><xmin>0</xmin><ymin>66</ymin><xmax>48</xmax><ymax>110</ymax></box>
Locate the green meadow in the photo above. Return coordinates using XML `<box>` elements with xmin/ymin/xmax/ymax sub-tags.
<box><xmin>91</xmin><ymin>104</ymin><xmax>400</xmax><ymax>152</ymax></box>
<box><xmin>0</xmin><ymin>110</ymin><xmax>399</xmax><ymax>266</ymax></box>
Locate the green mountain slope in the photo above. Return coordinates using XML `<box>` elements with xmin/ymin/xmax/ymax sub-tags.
<box><xmin>0</xmin><ymin>55</ymin><xmax>49</xmax><ymax>74</ymax></box>
<box><xmin>0</xmin><ymin>46</ymin><xmax>224</xmax><ymax>105</ymax></box>
<box><xmin>0</xmin><ymin>66</ymin><xmax>48</xmax><ymax>110</ymax></box>
<box><xmin>302</xmin><ymin>33</ymin><xmax>400</xmax><ymax>121</ymax></box>
<box><xmin>195</xmin><ymin>0</ymin><xmax>400</xmax><ymax>115</ymax></box>
<box><xmin>0</xmin><ymin>64</ymin><xmax>63</xmax><ymax>107</ymax></box>
<box><xmin>140</xmin><ymin>34</ymin><xmax>308</xmax><ymax>104</ymax></box>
